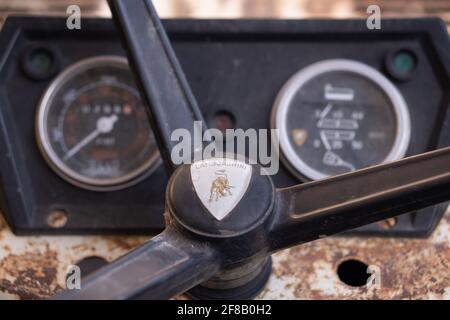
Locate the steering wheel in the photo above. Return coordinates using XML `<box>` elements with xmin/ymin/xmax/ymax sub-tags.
<box><xmin>54</xmin><ymin>0</ymin><xmax>450</xmax><ymax>300</ymax></box>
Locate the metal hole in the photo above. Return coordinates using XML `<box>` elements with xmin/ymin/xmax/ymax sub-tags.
<box><xmin>74</xmin><ymin>256</ymin><xmax>109</xmax><ymax>279</ymax></box>
<box><xmin>337</xmin><ymin>259</ymin><xmax>370</xmax><ymax>287</ymax></box>
<box><xmin>213</xmin><ymin>110</ymin><xmax>236</xmax><ymax>132</ymax></box>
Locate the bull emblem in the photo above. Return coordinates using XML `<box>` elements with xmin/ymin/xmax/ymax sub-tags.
<box><xmin>209</xmin><ymin>170</ymin><xmax>234</xmax><ymax>202</ymax></box>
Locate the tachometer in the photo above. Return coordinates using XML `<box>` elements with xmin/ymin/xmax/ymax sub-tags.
<box><xmin>36</xmin><ymin>56</ymin><xmax>160</xmax><ymax>191</ymax></box>
<box><xmin>272</xmin><ymin>59</ymin><xmax>411</xmax><ymax>180</ymax></box>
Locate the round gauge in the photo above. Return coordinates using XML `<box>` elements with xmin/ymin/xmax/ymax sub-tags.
<box><xmin>272</xmin><ymin>59</ymin><xmax>411</xmax><ymax>181</ymax></box>
<box><xmin>36</xmin><ymin>56</ymin><xmax>160</xmax><ymax>191</ymax></box>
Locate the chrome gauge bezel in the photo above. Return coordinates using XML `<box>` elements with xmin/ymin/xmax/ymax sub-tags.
<box><xmin>271</xmin><ymin>59</ymin><xmax>412</xmax><ymax>181</ymax></box>
<box><xmin>36</xmin><ymin>55</ymin><xmax>160</xmax><ymax>191</ymax></box>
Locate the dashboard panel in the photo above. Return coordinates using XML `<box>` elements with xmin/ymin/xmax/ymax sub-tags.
<box><xmin>0</xmin><ymin>17</ymin><xmax>449</xmax><ymax>235</ymax></box>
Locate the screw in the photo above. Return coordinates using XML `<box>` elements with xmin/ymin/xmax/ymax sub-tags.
<box><xmin>377</xmin><ymin>217</ymin><xmax>397</xmax><ymax>230</ymax></box>
<box><xmin>47</xmin><ymin>209</ymin><xmax>68</xmax><ymax>228</ymax></box>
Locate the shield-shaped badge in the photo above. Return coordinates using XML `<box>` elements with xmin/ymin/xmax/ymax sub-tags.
<box><xmin>190</xmin><ymin>158</ymin><xmax>252</xmax><ymax>221</ymax></box>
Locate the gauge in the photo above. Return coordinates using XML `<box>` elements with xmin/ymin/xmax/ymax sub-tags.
<box><xmin>272</xmin><ymin>59</ymin><xmax>411</xmax><ymax>181</ymax></box>
<box><xmin>36</xmin><ymin>56</ymin><xmax>160</xmax><ymax>191</ymax></box>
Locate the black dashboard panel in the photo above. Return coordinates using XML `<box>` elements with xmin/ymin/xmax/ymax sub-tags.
<box><xmin>0</xmin><ymin>17</ymin><xmax>449</xmax><ymax>235</ymax></box>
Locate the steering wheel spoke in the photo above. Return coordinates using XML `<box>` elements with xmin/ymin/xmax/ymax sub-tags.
<box><xmin>269</xmin><ymin>147</ymin><xmax>450</xmax><ymax>252</ymax></box>
<box><xmin>108</xmin><ymin>0</ymin><xmax>207</xmax><ymax>173</ymax></box>
<box><xmin>54</xmin><ymin>229</ymin><xmax>220</xmax><ymax>300</ymax></box>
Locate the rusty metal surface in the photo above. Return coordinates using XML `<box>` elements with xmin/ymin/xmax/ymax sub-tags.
<box><xmin>0</xmin><ymin>214</ymin><xmax>149</xmax><ymax>300</ymax></box>
<box><xmin>0</xmin><ymin>209</ymin><xmax>449</xmax><ymax>300</ymax></box>
<box><xmin>0</xmin><ymin>0</ymin><xmax>449</xmax><ymax>300</ymax></box>
<box><xmin>263</xmin><ymin>211</ymin><xmax>450</xmax><ymax>300</ymax></box>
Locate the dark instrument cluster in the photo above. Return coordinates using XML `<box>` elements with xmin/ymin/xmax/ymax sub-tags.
<box><xmin>1</xmin><ymin>17</ymin><xmax>450</xmax><ymax>236</ymax></box>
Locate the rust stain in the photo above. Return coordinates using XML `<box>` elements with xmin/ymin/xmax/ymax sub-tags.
<box><xmin>0</xmin><ymin>250</ymin><xmax>62</xmax><ymax>300</ymax></box>
<box><xmin>0</xmin><ymin>209</ymin><xmax>448</xmax><ymax>300</ymax></box>
<box><xmin>263</xmin><ymin>216</ymin><xmax>450</xmax><ymax>299</ymax></box>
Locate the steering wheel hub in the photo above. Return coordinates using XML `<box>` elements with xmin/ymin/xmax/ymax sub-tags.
<box><xmin>164</xmin><ymin>157</ymin><xmax>276</xmax><ymax>299</ymax></box>
<box><xmin>167</xmin><ymin>157</ymin><xmax>275</xmax><ymax>239</ymax></box>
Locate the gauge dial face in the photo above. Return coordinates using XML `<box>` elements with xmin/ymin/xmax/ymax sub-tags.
<box><xmin>36</xmin><ymin>56</ymin><xmax>160</xmax><ymax>191</ymax></box>
<box><xmin>272</xmin><ymin>59</ymin><xmax>411</xmax><ymax>181</ymax></box>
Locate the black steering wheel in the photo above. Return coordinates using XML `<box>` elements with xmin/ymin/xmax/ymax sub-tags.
<box><xmin>54</xmin><ymin>0</ymin><xmax>450</xmax><ymax>300</ymax></box>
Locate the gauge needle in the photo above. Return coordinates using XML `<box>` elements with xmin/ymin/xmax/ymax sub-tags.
<box><xmin>63</xmin><ymin>114</ymin><xmax>119</xmax><ymax>161</ymax></box>
<box><xmin>320</xmin><ymin>131</ymin><xmax>331</xmax><ymax>150</ymax></box>
<box><xmin>319</xmin><ymin>103</ymin><xmax>333</xmax><ymax>119</ymax></box>
<box><xmin>323</xmin><ymin>151</ymin><xmax>356</xmax><ymax>171</ymax></box>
